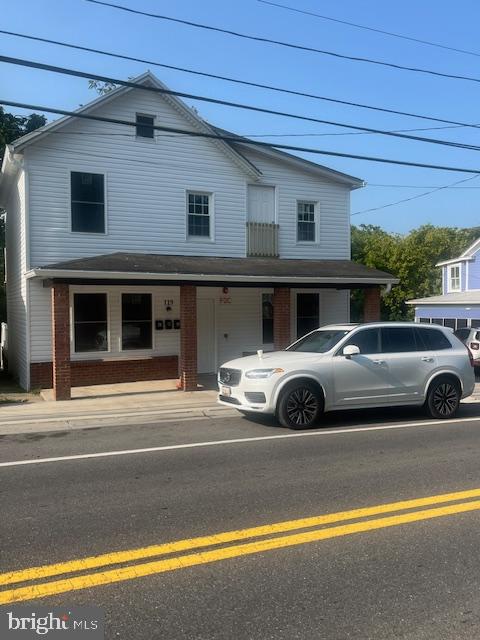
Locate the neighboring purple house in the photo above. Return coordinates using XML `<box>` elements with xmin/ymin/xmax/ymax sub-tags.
<box><xmin>407</xmin><ymin>237</ymin><xmax>480</xmax><ymax>330</ymax></box>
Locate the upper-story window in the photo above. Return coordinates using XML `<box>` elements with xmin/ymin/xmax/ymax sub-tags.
<box><xmin>71</xmin><ymin>171</ymin><xmax>105</xmax><ymax>234</ymax></box>
<box><xmin>187</xmin><ymin>192</ymin><xmax>212</xmax><ymax>239</ymax></box>
<box><xmin>448</xmin><ymin>264</ymin><xmax>461</xmax><ymax>291</ymax></box>
<box><xmin>297</xmin><ymin>201</ymin><xmax>317</xmax><ymax>243</ymax></box>
<box><xmin>136</xmin><ymin>114</ymin><xmax>155</xmax><ymax>139</ymax></box>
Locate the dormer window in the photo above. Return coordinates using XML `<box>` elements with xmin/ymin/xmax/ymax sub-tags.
<box><xmin>136</xmin><ymin>114</ymin><xmax>154</xmax><ymax>139</ymax></box>
<box><xmin>448</xmin><ymin>264</ymin><xmax>461</xmax><ymax>292</ymax></box>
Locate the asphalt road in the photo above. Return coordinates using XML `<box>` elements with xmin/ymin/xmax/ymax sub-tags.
<box><xmin>2</xmin><ymin>405</ymin><xmax>480</xmax><ymax>639</ymax></box>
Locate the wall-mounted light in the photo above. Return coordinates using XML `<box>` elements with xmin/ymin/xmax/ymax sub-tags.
<box><xmin>222</xmin><ymin>286</ymin><xmax>229</xmax><ymax>294</ymax></box>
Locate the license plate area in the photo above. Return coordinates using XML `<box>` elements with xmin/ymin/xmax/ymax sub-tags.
<box><xmin>221</xmin><ymin>385</ymin><xmax>231</xmax><ymax>397</ymax></box>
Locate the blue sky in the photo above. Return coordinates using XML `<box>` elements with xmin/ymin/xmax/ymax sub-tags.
<box><xmin>2</xmin><ymin>0</ymin><xmax>480</xmax><ymax>233</ymax></box>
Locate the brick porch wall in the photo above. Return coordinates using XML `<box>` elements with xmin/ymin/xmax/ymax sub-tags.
<box><xmin>273</xmin><ymin>287</ymin><xmax>291</xmax><ymax>350</ymax></box>
<box><xmin>30</xmin><ymin>356</ymin><xmax>178</xmax><ymax>389</ymax></box>
<box><xmin>179</xmin><ymin>285</ymin><xmax>198</xmax><ymax>391</ymax></box>
<box><xmin>363</xmin><ymin>287</ymin><xmax>381</xmax><ymax>322</ymax></box>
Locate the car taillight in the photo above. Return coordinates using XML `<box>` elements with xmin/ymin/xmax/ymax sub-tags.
<box><xmin>470</xmin><ymin>342</ymin><xmax>479</xmax><ymax>350</ymax></box>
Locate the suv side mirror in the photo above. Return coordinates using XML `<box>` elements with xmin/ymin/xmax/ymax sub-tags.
<box><xmin>343</xmin><ymin>344</ymin><xmax>360</xmax><ymax>358</ymax></box>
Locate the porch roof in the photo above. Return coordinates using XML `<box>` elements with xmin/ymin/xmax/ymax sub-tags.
<box><xmin>407</xmin><ymin>291</ymin><xmax>480</xmax><ymax>305</ymax></box>
<box><xmin>27</xmin><ymin>252</ymin><xmax>398</xmax><ymax>288</ymax></box>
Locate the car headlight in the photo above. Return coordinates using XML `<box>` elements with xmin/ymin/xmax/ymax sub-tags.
<box><xmin>245</xmin><ymin>368</ymin><xmax>284</xmax><ymax>379</ymax></box>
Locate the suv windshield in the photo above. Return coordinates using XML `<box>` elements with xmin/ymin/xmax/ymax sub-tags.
<box><xmin>287</xmin><ymin>329</ymin><xmax>351</xmax><ymax>353</ymax></box>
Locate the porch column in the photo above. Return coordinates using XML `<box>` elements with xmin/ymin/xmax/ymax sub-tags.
<box><xmin>363</xmin><ymin>287</ymin><xmax>381</xmax><ymax>322</ymax></box>
<box><xmin>273</xmin><ymin>287</ymin><xmax>291</xmax><ymax>350</ymax></box>
<box><xmin>51</xmin><ymin>282</ymin><xmax>71</xmax><ymax>400</ymax></box>
<box><xmin>179</xmin><ymin>285</ymin><xmax>198</xmax><ymax>391</ymax></box>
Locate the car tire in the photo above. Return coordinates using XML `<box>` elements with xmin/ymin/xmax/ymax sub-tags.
<box><xmin>425</xmin><ymin>376</ymin><xmax>461</xmax><ymax>419</ymax></box>
<box><xmin>277</xmin><ymin>381</ymin><xmax>323</xmax><ymax>430</ymax></box>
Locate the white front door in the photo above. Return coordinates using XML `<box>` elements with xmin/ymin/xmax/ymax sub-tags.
<box><xmin>197</xmin><ymin>299</ymin><xmax>216</xmax><ymax>373</ymax></box>
<box><xmin>248</xmin><ymin>185</ymin><xmax>275</xmax><ymax>223</ymax></box>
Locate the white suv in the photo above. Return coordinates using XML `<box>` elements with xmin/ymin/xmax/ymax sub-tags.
<box><xmin>218</xmin><ymin>322</ymin><xmax>475</xmax><ymax>429</ymax></box>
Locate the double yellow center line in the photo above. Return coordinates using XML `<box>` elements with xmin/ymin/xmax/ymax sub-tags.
<box><xmin>2</xmin><ymin>487</ymin><xmax>480</xmax><ymax>604</ymax></box>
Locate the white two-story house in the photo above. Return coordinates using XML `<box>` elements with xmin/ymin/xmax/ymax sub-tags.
<box><xmin>0</xmin><ymin>71</ymin><xmax>397</xmax><ymax>400</ymax></box>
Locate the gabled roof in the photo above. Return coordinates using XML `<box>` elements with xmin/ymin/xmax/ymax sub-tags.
<box><xmin>8</xmin><ymin>71</ymin><xmax>261</xmax><ymax>180</ymax></box>
<box><xmin>6</xmin><ymin>70</ymin><xmax>364</xmax><ymax>188</ymax></box>
<box><xmin>436</xmin><ymin>236</ymin><xmax>480</xmax><ymax>266</ymax></box>
<box><xmin>212</xmin><ymin>126</ymin><xmax>364</xmax><ymax>189</ymax></box>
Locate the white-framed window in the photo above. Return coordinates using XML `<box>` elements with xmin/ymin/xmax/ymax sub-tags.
<box><xmin>297</xmin><ymin>201</ymin><xmax>317</xmax><ymax>243</ymax></box>
<box><xmin>71</xmin><ymin>171</ymin><xmax>105</xmax><ymax>234</ymax></box>
<box><xmin>121</xmin><ymin>293</ymin><xmax>153</xmax><ymax>350</ymax></box>
<box><xmin>73</xmin><ymin>293</ymin><xmax>109</xmax><ymax>353</ymax></box>
<box><xmin>187</xmin><ymin>192</ymin><xmax>213</xmax><ymax>239</ymax></box>
<box><xmin>136</xmin><ymin>113</ymin><xmax>155</xmax><ymax>139</ymax></box>
<box><xmin>448</xmin><ymin>264</ymin><xmax>461</xmax><ymax>291</ymax></box>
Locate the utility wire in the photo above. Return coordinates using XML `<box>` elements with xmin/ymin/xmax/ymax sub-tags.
<box><xmin>368</xmin><ymin>183</ymin><xmax>480</xmax><ymax>189</ymax></box>
<box><xmin>84</xmin><ymin>0</ymin><xmax>480</xmax><ymax>86</ymax></box>
<box><xmin>258</xmin><ymin>0</ymin><xmax>480</xmax><ymax>59</ymax></box>
<box><xmin>4</xmin><ymin>55</ymin><xmax>480</xmax><ymax>153</ymax></box>
<box><xmin>352</xmin><ymin>174</ymin><xmax>480</xmax><ymax>216</ymax></box>
<box><xmin>4</xmin><ymin>98</ymin><xmax>480</xmax><ymax>174</ymax></box>
<box><xmin>3</xmin><ymin>29</ymin><xmax>480</xmax><ymax>132</ymax></box>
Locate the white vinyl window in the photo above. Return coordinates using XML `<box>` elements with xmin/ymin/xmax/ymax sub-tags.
<box><xmin>448</xmin><ymin>264</ymin><xmax>461</xmax><ymax>291</ymax></box>
<box><xmin>187</xmin><ymin>192</ymin><xmax>212</xmax><ymax>239</ymax></box>
<box><xmin>297</xmin><ymin>201</ymin><xmax>316</xmax><ymax>243</ymax></box>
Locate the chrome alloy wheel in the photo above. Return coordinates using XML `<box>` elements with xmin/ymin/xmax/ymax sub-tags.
<box><xmin>432</xmin><ymin>382</ymin><xmax>459</xmax><ymax>416</ymax></box>
<box><xmin>286</xmin><ymin>388</ymin><xmax>319</xmax><ymax>426</ymax></box>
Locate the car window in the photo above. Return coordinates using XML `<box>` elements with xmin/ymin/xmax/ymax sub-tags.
<box><xmin>454</xmin><ymin>328</ymin><xmax>470</xmax><ymax>343</ymax></box>
<box><xmin>342</xmin><ymin>328</ymin><xmax>380</xmax><ymax>355</ymax></box>
<box><xmin>381</xmin><ymin>327</ymin><xmax>417</xmax><ymax>353</ymax></box>
<box><xmin>416</xmin><ymin>327</ymin><xmax>452</xmax><ymax>351</ymax></box>
<box><xmin>287</xmin><ymin>329</ymin><xmax>350</xmax><ymax>353</ymax></box>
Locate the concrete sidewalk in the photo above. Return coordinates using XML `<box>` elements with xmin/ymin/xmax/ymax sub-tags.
<box><xmin>0</xmin><ymin>380</ymin><xmax>233</xmax><ymax>435</ymax></box>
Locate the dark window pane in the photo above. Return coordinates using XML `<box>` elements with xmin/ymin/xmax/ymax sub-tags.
<box><xmin>443</xmin><ymin>319</ymin><xmax>456</xmax><ymax>329</ymax></box>
<box><xmin>262</xmin><ymin>293</ymin><xmax>274</xmax><ymax>344</ymax></box>
<box><xmin>74</xmin><ymin>322</ymin><xmax>108</xmax><ymax>352</ymax></box>
<box><xmin>71</xmin><ymin>172</ymin><xmax>104</xmax><ymax>203</ymax></box>
<box><xmin>74</xmin><ymin>293</ymin><xmax>107</xmax><ymax>322</ymax></box>
<box><xmin>298</xmin><ymin>222</ymin><xmax>315</xmax><ymax>242</ymax></box>
<box><xmin>381</xmin><ymin>327</ymin><xmax>417</xmax><ymax>353</ymax></box>
<box><xmin>431</xmin><ymin>318</ymin><xmax>443</xmax><ymax>325</ymax></box>
<box><xmin>122</xmin><ymin>322</ymin><xmax>152</xmax><ymax>350</ymax></box>
<box><xmin>419</xmin><ymin>318</ymin><xmax>431</xmax><ymax>323</ymax></box>
<box><xmin>122</xmin><ymin>294</ymin><xmax>152</xmax><ymax>349</ymax></box>
<box><xmin>136</xmin><ymin>114</ymin><xmax>154</xmax><ymax>138</ymax></box>
<box><xmin>71</xmin><ymin>203</ymin><xmax>105</xmax><ymax>233</ymax></box>
<box><xmin>471</xmin><ymin>319</ymin><xmax>480</xmax><ymax>328</ymax></box>
<box><xmin>122</xmin><ymin>294</ymin><xmax>152</xmax><ymax>321</ymax></box>
<box><xmin>344</xmin><ymin>328</ymin><xmax>380</xmax><ymax>355</ymax></box>
<box><xmin>419</xmin><ymin>328</ymin><xmax>452</xmax><ymax>350</ymax></box>
<box><xmin>188</xmin><ymin>214</ymin><xmax>210</xmax><ymax>237</ymax></box>
<box><xmin>296</xmin><ymin>293</ymin><xmax>319</xmax><ymax>338</ymax></box>
<box><xmin>73</xmin><ymin>293</ymin><xmax>108</xmax><ymax>352</ymax></box>
<box><xmin>454</xmin><ymin>328</ymin><xmax>470</xmax><ymax>343</ymax></box>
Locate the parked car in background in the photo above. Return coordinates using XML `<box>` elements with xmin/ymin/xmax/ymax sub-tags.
<box><xmin>218</xmin><ymin>322</ymin><xmax>475</xmax><ymax>429</ymax></box>
<box><xmin>454</xmin><ymin>327</ymin><xmax>480</xmax><ymax>367</ymax></box>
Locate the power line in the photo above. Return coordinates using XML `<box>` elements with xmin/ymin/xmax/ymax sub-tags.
<box><xmin>4</xmin><ymin>55</ymin><xmax>480</xmax><ymax>153</ymax></box>
<box><xmin>352</xmin><ymin>174</ymin><xmax>480</xmax><ymax>216</ymax></box>
<box><xmin>84</xmin><ymin>0</ymin><xmax>480</xmax><ymax>86</ymax></box>
<box><xmin>3</xmin><ymin>30</ymin><xmax>480</xmax><ymax>132</ymax></box>
<box><xmin>258</xmin><ymin>0</ymin><xmax>480</xmax><ymax>59</ymax></box>
<box><xmin>368</xmin><ymin>183</ymin><xmax>480</xmax><ymax>189</ymax></box>
<box><xmin>4</xmin><ymin>98</ymin><xmax>480</xmax><ymax>174</ymax></box>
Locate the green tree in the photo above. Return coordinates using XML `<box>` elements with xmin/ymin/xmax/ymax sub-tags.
<box><xmin>351</xmin><ymin>223</ymin><xmax>480</xmax><ymax>321</ymax></box>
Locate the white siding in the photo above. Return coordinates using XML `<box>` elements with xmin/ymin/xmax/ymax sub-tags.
<box><xmin>5</xmin><ymin>169</ymin><xmax>29</xmax><ymax>388</ymax></box>
<box><xmin>25</xmin><ymin>89</ymin><xmax>250</xmax><ymax>266</ymax></box>
<box><xmin>240</xmin><ymin>148</ymin><xmax>351</xmax><ymax>260</ymax></box>
<box><xmin>29</xmin><ymin>283</ymin><xmax>350</xmax><ymax>370</ymax></box>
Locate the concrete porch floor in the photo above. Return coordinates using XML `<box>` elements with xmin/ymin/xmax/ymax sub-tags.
<box><xmin>40</xmin><ymin>374</ymin><xmax>218</xmax><ymax>403</ymax></box>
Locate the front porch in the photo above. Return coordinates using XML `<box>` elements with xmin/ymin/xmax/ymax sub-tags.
<box><xmin>27</xmin><ymin>253</ymin><xmax>397</xmax><ymax>400</ymax></box>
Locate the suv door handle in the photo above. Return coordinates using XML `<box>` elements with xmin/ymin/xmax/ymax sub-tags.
<box><xmin>421</xmin><ymin>356</ymin><xmax>434</xmax><ymax>362</ymax></box>
<box><xmin>372</xmin><ymin>359</ymin><xmax>386</xmax><ymax>365</ymax></box>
